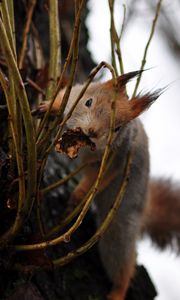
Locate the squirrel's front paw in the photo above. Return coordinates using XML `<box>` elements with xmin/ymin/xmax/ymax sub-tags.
<box><xmin>38</xmin><ymin>101</ymin><xmax>50</xmax><ymax>113</ymax></box>
<box><xmin>31</xmin><ymin>101</ymin><xmax>50</xmax><ymax>116</ymax></box>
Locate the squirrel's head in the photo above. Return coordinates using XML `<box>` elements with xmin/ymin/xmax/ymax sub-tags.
<box><xmin>66</xmin><ymin>71</ymin><xmax>161</xmax><ymax>150</ymax></box>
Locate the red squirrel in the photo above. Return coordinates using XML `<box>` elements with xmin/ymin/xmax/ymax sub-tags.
<box><xmin>37</xmin><ymin>71</ymin><xmax>180</xmax><ymax>300</ymax></box>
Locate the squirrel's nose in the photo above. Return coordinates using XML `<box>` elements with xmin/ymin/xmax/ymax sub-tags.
<box><xmin>88</xmin><ymin>128</ymin><xmax>97</xmax><ymax>138</ymax></box>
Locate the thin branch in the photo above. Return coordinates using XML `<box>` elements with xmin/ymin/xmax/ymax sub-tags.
<box><xmin>119</xmin><ymin>4</ymin><xmax>126</xmax><ymax>42</ymax></box>
<box><xmin>109</xmin><ymin>1</ymin><xmax>126</xmax><ymax>76</ymax></box>
<box><xmin>45</xmin><ymin>159</ymin><xmax>119</xmax><ymax>239</ymax></box>
<box><xmin>14</xmin><ymin>148</ymin><xmax>133</xmax><ymax>271</ymax></box>
<box><xmin>45</xmin><ymin>0</ymin><xmax>61</xmax><ymax>100</ymax></box>
<box><xmin>4</xmin><ymin>0</ymin><xmax>23</xmax><ymax>154</ymax></box>
<box><xmin>34</xmin><ymin>1</ymin><xmax>84</xmax><ymax>238</ymax></box>
<box><xmin>0</xmin><ymin>1</ymin><xmax>16</xmax><ymax>58</ymax></box>
<box><xmin>36</xmin><ymin>0</ymin><xmax>85</xmax><ymax>142</ymax></box>
<box><xmin>53</xmin><ymin>150</ymin><xmax>133</xmax><ymax>267</ymax></box>
<box><xmin>42</xmin><ymin>162</ymin><xmax>88</xmax><ymax>194</ymax></box>
<box><xmin>27</xmin><ymin>78</ymin><xmax>45</xmax><ymax>96</ymax></box>
<box><xmin>18</xmin><ymin>0</ymin><xmax>37</xmax><ymax>69</ymax></box>
<box><xmin>0</xmin><ymin>18</ymin><xmax>37</xmax><ymax>246</ymax></box>
<box><xmin>0</xmin><ymin>68</ymin><xmax>8</xmax><ymax>89</ymax></box>
<box><xmin>116</xmin><ymin>4</ymin><xmax>126</xmax><ymax>75</ymax></box>
<box><xmin>7</xmin><ymin>0</ymin><xmax>16</xmax><ymax>47</ymax></box>
<box><xmin>0</xmin><ymin>2</ymin><xmax>25</xmax><ymax>242</ymax></box>
<box><xmin>0</xmin><ymin>67</ymin><xmax>26</xmax><ymax>245</ymax></box>
<box><xmin>31</xmin><ymin>23</ymin><xmax>45</xmax><ymax>70</ymax></box>
<box><xmin>7</xmin><ymin>0</ymin><xmax>16</xmax><ymax>72</ymax></box>
<box><xmin>0</xmin><ymin>1</ymin><xmax>19</xmax><ymax>161</ymax></box>
<box><xmin>108</xmin><ymin>0</ymin><xmax>118</xmax><ymax>76</ymax></box>
<box><xmin>133</xmin><ymin>0</ymin><xmax>163</xmax><ymax>97</ymax></box>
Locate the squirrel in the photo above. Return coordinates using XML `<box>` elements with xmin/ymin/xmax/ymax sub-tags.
<box><xmin>37</xmin><ymin>71</ymin><xmax>180</xmax><ymax>300</ymax></box>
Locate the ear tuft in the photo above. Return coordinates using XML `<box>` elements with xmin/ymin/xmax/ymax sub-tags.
<box><xmin>127</xmin><ymin>89</ymin><xmax>163</xmax><ymax>121</ymax></box>
<box><xmin>117</xmin><ymin>70</ymin><xmax>145</xmax><ymax>88</ymax></box>
<box><xmin>103</xmin><ymin>70</ymin><xmax>145</xmax><ymax>91</ymax></box>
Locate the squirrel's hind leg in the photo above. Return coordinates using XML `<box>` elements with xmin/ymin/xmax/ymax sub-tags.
<box><xmin>107</xmin><ymin>252</ymin><xmax>136</xmax><ymax>300</ymax></box>
<box><xmin>97</xmin><ymin>211</ymin><xmax>139</xmax><ymax>300</ymax></box>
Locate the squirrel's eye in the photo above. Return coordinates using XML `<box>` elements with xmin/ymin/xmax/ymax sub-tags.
<box><xmin>85</xmin><ymin>98</ymin><xmax>93</xmax><ymax>108</ymax></box>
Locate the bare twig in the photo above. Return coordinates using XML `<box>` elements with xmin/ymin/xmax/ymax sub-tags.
<box><xmin>27</xmin><ymin>78</ymin><xmax>45</xmax><ymax>96</ymax></box>
<box><xmin>42</xmin><ymin>162</ymin><xmax>88</xmax><ymax>195</ymax></box>
<box><xmin>133</xmin><ymin>0</ymin><xmax>163</xmax><ymax>97</ymax></box>
<box><xmin>108</xmin><ymin>1</ymin><xmax>126</xmax><ymax>76</ymax></box>
<box><xmin>7</xmin><ymin>0</ymin><xmax>16</xmax><ymax>48</ymax></box>
<box><xmin>0</xmin><ymin>1</ymin><xmax>16</xmax><ymax>58</ymax></box>
<box><xmin>34</xmin><ymin>1</ymin><xmax>82</xmax><ymax>238</ymax></box>
<box><xmin>52</xmin><ymin>150</ymin><xmax>132</xmax><ymax>267</ymax></box>
<box><xmin>0</xmin><ymin>1</ymin><xmax>18</xmax><ymax>162</ymax></box>
<box><xmin>0</xmin><ymin>18</ymin><xmax>37</xmax><ymax>246</ymax></box>
<box><xmin>116</xmin><ymin>4</ymin><xmax>126</xmax><ymax>75</ymax></box>
<box><xmin>31</xmin><ymin>23</ymin><xmax>45</xmax><ymax>69</ymax></box>
<box><xmin>0</xmin><ymin>67</ymin><xmax>26</xmax><ymax>246</ymax></box>
<box><xmin>44</xmin><ymin>158</ymin><xmax>119</xmax><ymax>239</ymax></box>
<box><xmin>14</xmin><ymin>148</ymin><xmax>133</xmax><ymax>270</ymax></box>
<box><xmin>18</xmin><ymin>0</ymin><xmax>37</xmax><ymax>69</ymax></box>
<box><xmin>45</xmin><ymin>0</ymin><xmax>61</xmax><ymax>100</ymax></box>
<box><xmin>109</xmin><ymin>0</ymin><xmax>118</xmax><ymax>76</ymax></box>
<box><xmin>36</xmin><ymin>0</ymin><xmax>85</xmax><ymax>143</ymax></box>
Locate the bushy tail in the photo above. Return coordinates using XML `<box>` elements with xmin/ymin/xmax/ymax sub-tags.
<box><xmin>141</xmin><ymin>179</ymin><xmax>180</xmax><ymax>252</ymax></box>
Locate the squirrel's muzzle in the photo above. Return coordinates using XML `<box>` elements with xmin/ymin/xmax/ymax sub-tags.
<box><xmin>88</xmin><ymin>128</ymin><xmax>97</xmax><ymax>138</ymax></box>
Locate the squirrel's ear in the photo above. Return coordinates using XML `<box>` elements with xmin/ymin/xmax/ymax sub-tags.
<box><xmin>116</xmin><ymin>70</ymin><xmax>144</xmax><ymax>88</ymax></box>
<box><xmin>103</xmin><ymin>70</ymin><xmax>144</xmax><ymax>91</ymax></box>
<box><xmin>126</xmin><ymin>90</ymin><xmax>161</xmax><ymax>121</ymax></box>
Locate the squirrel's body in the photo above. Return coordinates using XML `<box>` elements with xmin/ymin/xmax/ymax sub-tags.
<box><xmin>38</xmin><ymin>72</ymin><xmax>180</xmax><ymax>300</ymax></box>
<box><xmin>94</xmin><ymin>119</ymin><xmax>149</xmax><ymax>299</ymax></box>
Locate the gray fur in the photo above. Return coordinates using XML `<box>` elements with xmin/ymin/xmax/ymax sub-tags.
<box><xmin>95</xmin><ymin>119</ymin><xmax>149</xmax><ymax>281</ymax></box>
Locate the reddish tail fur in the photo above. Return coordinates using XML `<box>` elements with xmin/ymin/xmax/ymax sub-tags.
<box><xmin>142</xmin><ymin>179</ymin><xmax>180</xmax><ymax>251</ymax></box>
